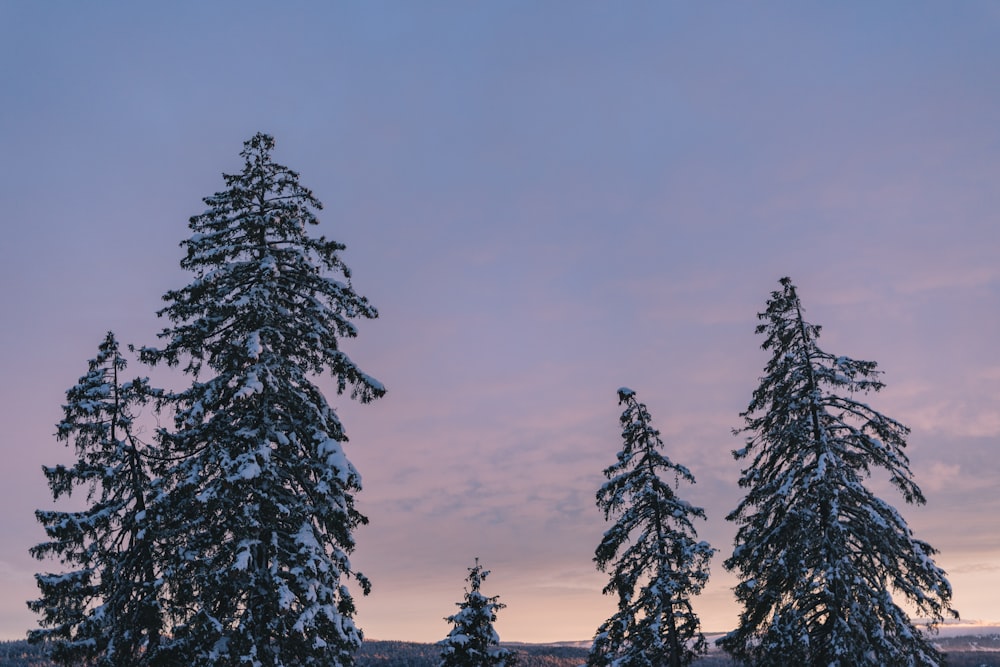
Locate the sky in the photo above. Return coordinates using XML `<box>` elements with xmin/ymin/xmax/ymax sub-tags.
<box><xmin>1</xmin><ymin>1</ymin><xmax>999</xmax><ymax>645</ymax></box>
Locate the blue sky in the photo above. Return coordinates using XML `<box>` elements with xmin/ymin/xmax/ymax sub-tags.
<box><xmin>2</xmin><ymin>1</ymin><xmax>999</xmax><ymax>643</ymax></box>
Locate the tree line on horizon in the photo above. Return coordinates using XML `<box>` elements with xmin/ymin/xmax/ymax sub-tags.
<box><xmin>8</xmin><ymin>636</ymin><xmax>1000</xmax><ymax>667</ymax></box>
<box><xmin>0</xmin><ymin>638</ymin><xmax>586</xmax><ymax>667</ymax></box>
<box><xmin>27</xmin><ymin>134</ymin><xmax>957</xmax><ymax>667</ymax></box>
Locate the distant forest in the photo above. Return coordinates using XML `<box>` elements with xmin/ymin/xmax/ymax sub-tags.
<box><xmin>2</xmin><ymin>637</ymin><xmax>999</xmax><ymax>667</ymax></box>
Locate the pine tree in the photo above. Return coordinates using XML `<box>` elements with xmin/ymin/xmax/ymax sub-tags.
<box><xmin>438</xmin><ymin>559</ymin><xmax>518</xmax><ymax>667</ymax></box>
<box><xmin>719</xmin><ymin>277</ymin><xmax>958</xmax><ymax>666</ymax></box>
<box><xmin>29</xmin><ymin>332</ymin><xmax>166</xmax><ymax>666</ymax></box>
<box><xmin>141</xmin><ymin>133</ymin><xmax>385</xmax><ymax>666</ymax></box>
<box><xmin>588</xmin><ymin>388</ymin><xmax>715</xmax><ymax>667</ymax></box>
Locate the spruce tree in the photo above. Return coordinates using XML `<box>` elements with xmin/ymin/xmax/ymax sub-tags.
<box><xmin>720</xmin><ymin>277</ymin><xmax>958</xmax><ymax>666</ymax></box>
<box><xmin>141</xmin><ymin>133</ymin><xmax>384</xmax><ymax>666</ymax></box>
<box><xmin>29</xmin><ymin>332</ymin><xmax>166</xmax><ymax>666</ymax></box>
<box><xmin>588</xmin><ymin>388</ymin><xmax>715</xmax><ymax>667</ymax></box>
<box><xmin>438</xmin><ymin>559</ymin><xmax>518</xmax><ymax>667</ymax></box>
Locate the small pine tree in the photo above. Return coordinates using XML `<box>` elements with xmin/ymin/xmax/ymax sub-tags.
<box><xmin>141</xmin><ymin>133</ymin><xmax>384</xmax><ymax>666</ymax></box>
<box><xmin>29</xmin><ymin>332</ymin><xmax>166</xmax><ymax>666</ymax></box>
<box><xmin>438</xmin><ymin>559</ymin><xmax>518</xmax><ymax>667</ymax></box>
<box><xmin>588</xmin><ymin>388</ymin><xmax>715</xmax><ymax>667</ymax></box>
<box><xmin>720</xmin><ymin>277</ymin><xmax>958</xmax><ymax>666</ymax></box>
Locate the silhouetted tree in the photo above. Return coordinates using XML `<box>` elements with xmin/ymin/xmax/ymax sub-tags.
<box><xmin>29</xmin><ymin>332</ymin><xmax>166</xmax><ymax>666</ymax></box>
<box><xmin>439</xmin><ymin>559</ymin><xmax>517</xmax><ymax>667</ymax></box>
<box><xmin>720</xmin><ymin>277</ymin><xmax>958</xmax><ymax>666</ymax></box>
<box><xmin>588</xmin><ymin>388</ymin><xmax>714</xmax><ymax>667</ymax></box>
<box><xmin>142</xmin><ymin>133</ymin><xmax>384</xmax><ymax>666</ymax></box>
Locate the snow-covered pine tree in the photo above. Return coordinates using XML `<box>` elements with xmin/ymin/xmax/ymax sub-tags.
<box><xmin>29</xmin><ymin>331</ymin><xmax>166</xmax><ymax>667</ymax></box>
<box><xmin>719</xmin><ymin>277</ymin><xmax>958</xmax><ymax>667</ymax></box>
<box><xmin>588</xmin><ymin>388</ymin><xmax>715</xmax><ymax>667</ymax></box>
<box><xmin>141</xmin><ymin>133</ymin><xmax>385</xmax><ymax>666</ymax></box>
<box><xmin>438</xmin><ymin>559</ymin><xmax>517</xmax><ymax>667</ymax></box>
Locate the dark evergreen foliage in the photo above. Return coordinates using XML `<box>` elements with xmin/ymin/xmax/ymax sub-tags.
<box><xmin>719</xmin><ymin>277</ymin><xmax>958</xmax><ymax>666</ymax></box>
<box><xmin>588</xmin><ymin>388</ymin><xmax>715</xmax><ymax>667</ymax></box>
<box><xmin>28</xmin><ymin>332</ymin><xmax>165</xmax><ymax>666</ymax></box>
<box><xmin>140</xmin><ymin>133</ymin><xmax>384</xmax><ymax>666</ymax></box>
<box><xmin>438</xmin><ymin>559</ymin><xmax>518</xmax><ymax>667</ymax></box>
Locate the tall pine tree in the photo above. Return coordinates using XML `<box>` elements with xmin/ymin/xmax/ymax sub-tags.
<box><xmin>141</xmin><ymin>133</ymin><xmax>384</xmax><ymax>666</ymax></box>
<box><xmin>720</xmin><ymin>277</ymin><xmax>957</xmax><ymax>666</ymax></box>
<box><xmin>588</xmin><ymin>388</ymin><xmax>714</xmax><ymax>667</ymax></box>
<box><xmin>438</xmin><ymin>559</ymin><xmax>517</xmax><ymax>667</ymax></box>
<box><xmin>29</xmin><ymin>332</ymin><xmax>166</xmax><ymax>666</ymax></box>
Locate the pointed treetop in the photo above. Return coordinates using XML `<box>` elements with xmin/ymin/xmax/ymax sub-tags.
<box><xmin>467</xmin><ymin>557</ymin><xmax>487</xmax><ymax>592</ymax></box>
<box><xmin>244</xmin><ymin>131</ymin><xmax>276</xmax><ymax>154</ymax></box>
